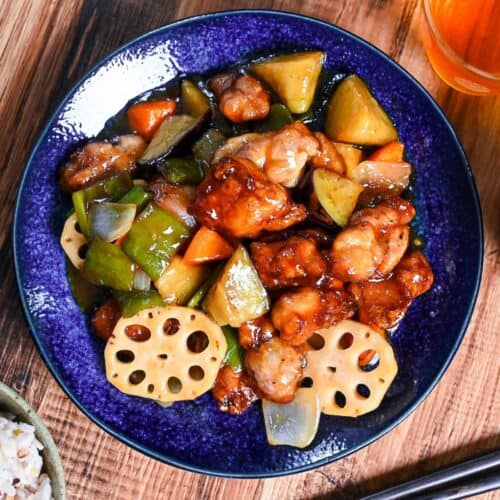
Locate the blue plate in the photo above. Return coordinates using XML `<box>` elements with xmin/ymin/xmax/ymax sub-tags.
<box><xmin>13</xmin><ymin>10</ymin><xmax>483</xmax><ymax>477</ymax></box>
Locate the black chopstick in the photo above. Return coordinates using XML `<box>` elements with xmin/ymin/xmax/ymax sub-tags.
<box><xmin>361</xmin><ymin>449</ymin><xmax>500</xmax><ymax>500</ymax></box>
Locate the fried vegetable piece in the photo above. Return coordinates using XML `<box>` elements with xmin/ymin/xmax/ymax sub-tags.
<box><xmin>91</xmin><ymin>297</ymin><xmax>122</xmax><ymax>341</ymax></box>
<box><xmin>272</xmin><ymin>286</ymin><xmax>356</xmax><ymax>346</ymax></box>
<box><xmin>262</xmin><ymin>388</ymin><xmax>320</xmax><ymax>448</ymax></box>
<box><xmin>82</xmin><ymin>237</ymin><xmax>136</xmax><ymax>291</ymax></box>
<box><xmin>239</xmin><ymin>316</ymin><xmax>275</xmax><ymax>350</ymax></box>
<box><xmin>113</xmin><ymin>289</ymin><xmax>164</xmax><ymax>317</ymax></box>
<box><xmin>105</xmin><ymin>306</ymin><xmax>227</xmax><ymax>403</ymax></box>
<box><xmin>331</xmin><ymin>197</ymin><xmax>415</xmax><ymax>282</ymax></box>
<box><xmin>149</xmin><ymin>177</ymin><xmax>197</xmax><ymax>228</ymax></box>
<box><xmin>183</xmin><ymin>226</ymin><xmax>233</xmax><ymax>265</ymax></box>
<box><xmin>60</xmin><ymin>135</ymin><xmax>146</xmax><ymax>192</ymax></box>
<box><xmin>212</xmin><ymin>365</ymin><xmax>258</xmax><ymax>415</ymax></box>
<box><xmin>203</xmin><ymin>245</ymin><xmax>270</xmax><ymax>327</ymax></box>
<box><xmin>210</xmin><ymin>73</ymin><xmax>271</xmax><ymax>123</ymax></box>
<box><xmin>310</xmin><ymin>132</ymin><xmax>346</xmax><ymax>175</ymax></box>
<box><xmin>127</xmin><ymin>99</ymin><xmax>177</xmax><ymax>141</ymax></box>
<box><xmin>350</xmin><ymin>251</ymin><xmax>434</xmax><ymax>330</ymax></box>
<box><xmin>302</xmin><ymin>320</ymin><xmax>398</xmax><ymax>416</ymax></box>
<box><xmin>122</xmin><ymin>203</ymin><xmax>191</xmax><ymax>281</ymax></box>
<box><xmin>190</xmin><ymin>156</ymin><xmax>307</xmax><ymax>239</ymax></box>
<box><xmin>153</xmin><ymin>255</ymin><xmax>209</xmax><ymax>305</ymax></box>
<box><xmin>333</xmin><ymin>142</ymin><xmax>364</xmax><ymax>172</ymax></box>
<box><xmin>368</xmin><ymin>141</ymin><xmax>405</xmax><ymax>161</ymax></box>
<box><xmin>212</xmin><ymin>122</ymin><xmax>319</xmax><ymax>188</ymax></box>
<box><xmin>72</xmin><ymin>173</ymin><xmax>134</xmax><ymax>236</ymax></box>
<box><xmin>251</xmin><ymin>52</ymin><xmax>324</xmax><ymax>113</ymax></box>
<box><xmin>222</xmin><ymin>326</ymin><xmax>244</xmax><ymax>371</ymax></box>
<box><xmin>250</xmin><ymin>236</ymin><xmax>327</xmax><ymax>290</ymax></box>
<box><xmin>346</xmin><ymin>160</ymin><xmax>411</xmax><ymax>206</ymax></box>
<box><xmin>325</xmin><ymin>75</ymin><xmax>398</xmax><ymax>146</ymax></box>
<box><xmin>245</xmin><ymin>337</ymin><xmax>304</xmax><ymax>403</ymax></box>
<box><xmin>312</xmin><ymin>168</ymin><xmax>364</xmax><ymax>227</ymax></box>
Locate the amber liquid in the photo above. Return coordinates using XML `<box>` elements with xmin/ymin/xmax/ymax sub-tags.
<box><xmin>421</xmin><ymin>0</ymin><xmax>500</xmax><ymax>95</ymax></box>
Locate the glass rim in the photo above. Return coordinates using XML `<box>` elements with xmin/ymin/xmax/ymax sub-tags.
<box><xmin>422</xmin><ymin>0</ymin><xmax>500</xmax><ymax>82</ymax></box>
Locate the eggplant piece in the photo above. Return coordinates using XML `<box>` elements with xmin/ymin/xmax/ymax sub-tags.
<box><xmin>139</xmin><ymin>81</ymin><xmax>212</xmax><ymax>165</ymax></box>
<box><xmin>203</xmin><ymin>245</ymin><xmax>269</xmax><ymax>327</ymax></box>
<box><xmin>312</xmin><ymin>168</ymin><xmax>363</xmax><ymax>227</ymax></box>
<box><xmin>181</xmin><ymin>79</ymin><xmax>211</xmax><ymax>118</ymax></box>
<box><xmin>139</xmin><ymin>114</ymin><xmax>198</xmax><ymax>164</ymax></box>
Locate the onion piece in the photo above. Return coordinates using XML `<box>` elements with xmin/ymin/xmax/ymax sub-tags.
<box><xmin>133</xmin><ymin>267</ymin><xmax>151</xmax><ymax>291</ymax></box>
<box><xmin>262</xmin><ymin>387</ymin><xmax>320</xmax><ymax>448</ymax></box>
<box><xmin>88</xmin><ymin>202</ymin><xmax>136</xmax><ymax>242</ymax></box>
<box><xmin>347</xmin><ymin>160</ymin><xmax>411</xmax><ymax>192</ymax></box>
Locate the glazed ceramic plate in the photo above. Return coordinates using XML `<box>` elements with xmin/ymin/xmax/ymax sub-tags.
<box><xmin>14</xmin><ymin>11</ymin><xmax>482</xmax><ymax>477</ymax></box>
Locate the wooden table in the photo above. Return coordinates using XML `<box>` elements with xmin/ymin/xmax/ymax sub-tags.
<box><xmin>1</xmin><ymin>1</ymin><xmax>498</xmax><ymax>498</ymax></box>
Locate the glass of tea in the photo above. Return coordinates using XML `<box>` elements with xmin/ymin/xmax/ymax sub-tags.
<box><xmin>420</xmin><ymin>0</ymin><xmax>500</xmax><ymax>95</ymax></box>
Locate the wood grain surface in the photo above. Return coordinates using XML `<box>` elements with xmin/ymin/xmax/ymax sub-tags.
<box><xmin>0</xmin><ymin>1</ymin><xmax>498</xmax><ymax>499</ymax></box>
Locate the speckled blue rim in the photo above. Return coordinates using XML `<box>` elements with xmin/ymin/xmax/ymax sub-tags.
<box><xmin>13</xmin><ymin>10</ymin><xmax>483</xmax><ymax>478</ymax></box>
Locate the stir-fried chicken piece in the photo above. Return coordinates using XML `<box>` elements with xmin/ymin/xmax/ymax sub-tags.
<box><xmin>59</xmin><ymin>135</ymin><xmax>146</xmax><ymax>192</ymax></box>
<box><xmin>210</xmin><ymin>73</ymin><xmax>270</xmax><ymax>123</ymax></box>
<box><xmin>264</xmin><ymin>122</ymin><xmax>319</xmax><ymax>187</ymax></box>
<box><xmin>331</xmin><ymin>197</ymin><xmax>415</xmax><ymax>282</ymax></box>
<box><xmin>239</xmin><ymin>316</ymin><xmax>275</xmax><ymax>350</ymax></box>
<box><xmin>250</xmin><ymin>235</ymin><xmax>328</xmax><ymax>289</ymax></box>
<box><xmin>212</xmin><ymin>132</ymin><xmax>272</xmax><ymax>167</ymax></box>
<box><xmin>190</xmin><ymin>157</ymin><xmax>307</xmax><ymax>239</ymax></box>
<box><xmin>212</xmin><ymin>366</ymin><xmax>258</xmax><ymax>415</ymax></box>
<box><xmin>349</xmin><ymin>251</ymin><xmax>434</xmax><ymax>330</ymax></box>
<box><xmin>149</xmin><ymin>177</ymin><xmax>197</xmax><ymax>227</ymax></box>
<box><xmin>272</xmin><ymin>286</ymin><xmax>356</xmax><ymax>346</ymax></box>
<box><xmin>212</xmin><ymin>122</ymin><xmax>319</xmax><ymax>187</ymax></box>
<box><xmin>245</xmin><ymin>337</ymin><xmax>304</xmax><ymax>403</ymax></box>
<box><xmin>310</xmin><ymin>132</ymin><xmax>346</xmax><ymax>175</ymax></box>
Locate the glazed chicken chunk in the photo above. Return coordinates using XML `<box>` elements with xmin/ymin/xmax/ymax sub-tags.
<box><xmin>212</xmin><ymin>122</ymin><xmax>320</xmax><ymax>187</ymax></box>
<box><xmin>210</xmin><ymin>73</ymin><xmax>271</xmax><ymax>123</ymax></box>
<box><xmin>59</xmin><ymin>134</ymin><xmax>146</xmax><ymax>192</ymax></box>
<box><xmin>189</xmin><ymin>156</ymin><xmax>307</xmax><ymax>239</ymax></box>
<box><xmin>212</xmin><ymin>366</ymin><xmax>258</xmax><ymax>415</ymax></box>
<box><xmin>349</xmin><ymin>251</ymin><xmax>434</xmax><ymax>330</ymax></box>
<box><xmin>272</xmin><ymin>286</ymin><xmax>356</xmax><ymax>346</ymax></box>
<box><xmin>331</xmin><ymin>197</ymin><xmax>416</xmax><ymax>282</ymax></box>
<box><xmin>239</xmin><ymin>316</ymin><xmax>275</xmax><ymax>350</ymax></box>
<box><xmin>310</xmin><ymin>132</ymin><xmax>346</xmax><ymax>175</ymax></box>
<box><xmin>245</xmin><ymin>337</ymin><xmax>304</xmax><ymax>403</ymax></box>
<box><xmin>250</xmin><ymin>235</ymin><xmax>328</xmax><ymax>289</ymax></box>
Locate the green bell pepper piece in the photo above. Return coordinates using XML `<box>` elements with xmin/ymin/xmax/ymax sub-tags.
<box><xmin>222</xmin><ymin>326</ymin><xmax>244</xmax><ymax>371</ymax></box>
<box><xmin>66</xmin><ymin>259</ymin><xmax>106</xmax><ymax>313</ymax></box>
<box><xmin>119</xmin><ymin>186</ymin><xmax>152</xmax><ymax>212</ymax></box>
<box><xmin>113</xmin><ymin>289</ymin><xmax>164</xmax><ymax>317</ymax></box>
<box><xmin>72</xmin><ymin>173</ymin><xmax>133</xmax><ymax>235</ymax></box>
<box><xmin>186</xmin><ymin>263</ymin><xmax>224</xmax><ymax>309</ymax></box>
<box><xmin>252</xmin><ymin>103</ymin><xmax>293</xmax><ymax>133</ymax></box>
<box><xmin>122</xmin><ymin>203</ymin><xmax>191</xmax><ymax>280</ymax></box>
<box><xmin>192</xmin><ymin>129</ymin><xmax>226</xmax><ymax>166</ymax></box>
<box><xmin>82</xmin><ymin>237</ymin><xmax>136</xmax><ymax>291</ymax></box>
<box><xmin>157</xmin><ymin>157</ymin><xmax>204</xmax><ymax>185</ymax></box>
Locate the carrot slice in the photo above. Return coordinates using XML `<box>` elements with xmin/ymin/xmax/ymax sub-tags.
<box><xmin>127</xmin><ymin>100</ymin><xmax>177</xmax><ymax>141</ymax></box>
<box><xmin>183</xmin><ymin>226</ymin><xmax>234</xmax><ymax>265</ymax></box>
<box><xmin>368</xmin><ymin>141</ymin><xmax>404</xmax><ymax>162</ymax></box>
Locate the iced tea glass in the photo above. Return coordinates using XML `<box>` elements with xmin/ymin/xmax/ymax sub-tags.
<box><xmin>420</xmin><ymin>0</ymin><xmax>500</xmax><ymax>95</ymax></box>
